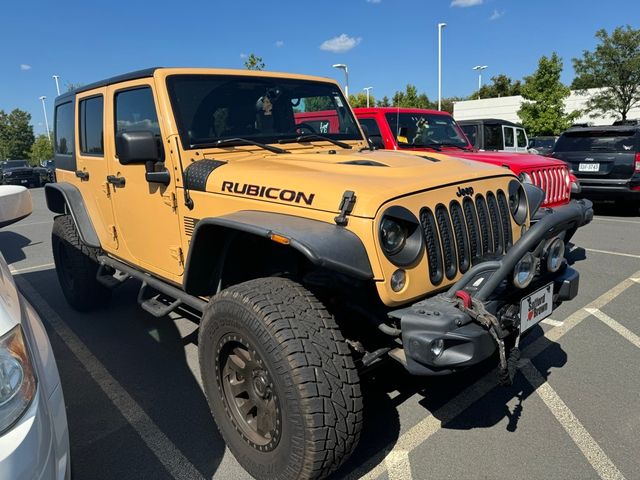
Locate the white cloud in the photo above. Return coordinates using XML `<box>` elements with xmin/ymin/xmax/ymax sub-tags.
<box><xmin>239</xmin><ymin>53</ymin><xmax>248</xmax><ymax>59</ymax></box>
<box><xmin>451</xmin><ymin>0</ymin><xmax>482</xmax><ymax>7</ymax></box>
<box><xmin>275</xmin><ymin>40</ymin><xmax>284</xmax><ymax>48</ymax></box>
<box><xmin>366</xmin><ymin>0</ymin><xmax>382</xmax><ymax>3</ymax></box>
<box><xmin>489</xmin><ymin>9</ymin><xmax>505</xmax><ymax>20</ymax></box>
<box><xmin>320</xmin><ymin>34</ymin><xmax>362</xmax><ymax>53</ymax></box>
<box><xmin>20</xmin><ymin>64</ymin><xmax>31</xmax><ymax>71</ymax></box>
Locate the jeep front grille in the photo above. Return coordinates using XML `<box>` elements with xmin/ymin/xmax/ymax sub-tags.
<box><xmin>420</xmin><ymin>190</ymin><xmax>513</xmax><ymax>285</ymax></box>
<box><xmin>528</xmin><ymin>166</ymin><xmax>570</xmax><ymax>206</ymax></box>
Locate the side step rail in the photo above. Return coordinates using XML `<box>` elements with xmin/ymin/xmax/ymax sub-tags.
<box><xmin>137</xmin><ymin>282</ymin><xmax>183</xmax><ymax>318</ymax></box>
<box><xmin>97</xmin><ymin>255</ymin><xmax>208</xmax><ymax>314</ymax></box>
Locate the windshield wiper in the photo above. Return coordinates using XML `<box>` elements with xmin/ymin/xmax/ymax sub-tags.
<box><xmin>407</xmin><ymin>142</ymin><xmax>442</xmax><ymax>151</ymax></box>
<box><xmin>279</xmin><ymin>134</ymin><xmax>352</xmax><ymax>149</ymax></box>
<box><xmin>190</xmin><ymin>138</ymin><xmax>289</xmax><ymax>154</ymax></box>
<box><xmin>437</xmin><ymin>143</ymin><xmax>472</xmax><ymax>151</ymax></box>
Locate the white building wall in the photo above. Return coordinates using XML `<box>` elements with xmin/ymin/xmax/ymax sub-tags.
<box><xmin>453</xmin><ymin>88</ymin><xmax>640</xmax><ymax>126</ymax></box>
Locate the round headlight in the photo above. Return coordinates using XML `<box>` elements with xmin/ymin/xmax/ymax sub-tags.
<box><xmin>518</xmin><ymin>172</ymin><xmax>532</xmax><ymax>184</ymax></box>
<box><xmin>508</xmin><ymin>180</ymin><xmax>528</xmax><ymax>225</ymax></box>
<box><xmin>513</xmin><ymin>252</ymin><xmax>535</xmax><ymax>289</ymax></box>
<box><xmin>546</xmin><ymin>238</ymin><xmax>565</xmax><ymax>273</ymax></box>
<box><xmin>380</xmin><ymin>218</ymin><xmax>407</xmax><ymax>255</ymax></box>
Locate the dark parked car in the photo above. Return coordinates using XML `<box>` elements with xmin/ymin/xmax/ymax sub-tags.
<box><xmin>551</xmin><ymin>125</ymin><xmax>640</xmax><ymax>209</ymax></box>
<box><xmin>0</xmin><ymin>160</ymin><xmax>42</xmax><ymax>187</ymax></box>
<box><xmin>34</xmin><ymin>159</ymin><xmax>56</xmax><ymax>184</ymax></box>
<box><xmin>528</xmin><ymin>136</ymin><xmax>557</xmax><ymax>156</ymax></box>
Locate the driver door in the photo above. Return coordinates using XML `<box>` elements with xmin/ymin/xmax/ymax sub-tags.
<box><xmin>105</xmin><ymin>80</ymin><xmax>183</xmax><ymax>279</ymax></box>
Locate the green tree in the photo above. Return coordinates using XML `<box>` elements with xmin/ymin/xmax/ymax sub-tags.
<box><xmin>376</xmin><ymin>96</ymin><xmax>391</xmax><ymax>107</ymax></box>
<box><xmin>517</xmin><ymin>53</ymin><xmax>578</xmax><ymax>136</ymax></box>
<box><xmin>0</xmin><ymin>109</ymin><xmax>35</xmax><ymax>160</ymax></box>
<box><xmin>475</xmin><ymin>74</ymin><xmax>522</xmax><ymax>99</ymax></box>
<box><xmin>304</xmin><ymin>97</ymin><xmax>335</xmax><ymax>112</ymax></box>
<box><xmin>391</xmin><ymin>85</ymin><xmax>434</xmax><ymax>109</ymax></box>
<box><xmin>29</xmin><ymin>134</ymin><xmax>54</xmax><ymax>165</ymax></box>
<box><xmin>572</xmin><ymin>25</ymin><xmax>640</xmax><ymax>121</ymax></box>
<box><xmin>348</xmin><ymin>92</ymin><xmax>376</xmax><ymax>108</ymax></box>
<box><xmin>244</xmin><ymin>53</ymin><xmax>265</xmax><ymax>71</ymax></box>
<box><xmin>440</xmin><ymin>96</ymin><xmax>466</xmax><ymax>114</ymax></box>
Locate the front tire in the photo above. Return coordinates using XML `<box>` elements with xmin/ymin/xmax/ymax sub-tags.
<box><xmin>198</xmin><ymin>277</ymin><xmax>363</xmax><ymax>480</ymax></box>
<box><xmin>51</xmin><ymin>214</ymin><xmax>111</xmax><ymax>311</ymax></box>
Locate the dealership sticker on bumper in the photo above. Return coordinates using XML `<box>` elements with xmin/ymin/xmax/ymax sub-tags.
<box><xmin>520</xmin><ymin>283</ymin><xmax>553</xmax><ymax>333</ymax></box>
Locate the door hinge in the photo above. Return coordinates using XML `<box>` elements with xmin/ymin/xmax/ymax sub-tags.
<box><xmin>109</xmin><ymin>225</ymin><xmax>118</xmax><ymax>241</ymax></box>
<box><xmin>163</xmin><ymin>192</ymin><xmax>178</xmax><ymax>210</ymax></box>
<box><xmin>102</xmin><ymin>181</ymin><xmax>111</xmax><ymax>198</ymax></box>
<box><xmin>169</xmin><ymin>246</ymin><xmax>184</xmax><ymax>265</ymax></box>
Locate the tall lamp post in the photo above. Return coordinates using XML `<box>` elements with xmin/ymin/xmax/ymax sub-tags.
<box><xmin>53</xmin><ymin>75</ymin><xmax>61</xmax><ymax>96</ymax></box>
<box><xmin>437</xmin><ymin>22</ymin><xmax>447</xmax><ymax>111</ymax></box>
<box><xmin>332</xmin><ymin>63</ymin><xmax>349</xmax><ymax>98</ymax></box>
<box><xmin>472</xmin><ymin>65</ymin><xmax>488</xmax><ymax>99</ymax></box>
<box><xmin>363</xmin><ymin>87</ymin><xmax>373</xmax><ymax>107</ymax></box>
<box><xmin>39</xmin><ymin>96</ymin><xmax>51</xmax><ymax>141</ymax></box>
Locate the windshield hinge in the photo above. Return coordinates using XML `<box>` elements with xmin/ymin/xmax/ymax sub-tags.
<box><xmin>169</xmin><ymin>246</ymin><xmax>184</xmax><ymax>266</ymax></box>
<box><xmin>334</xmin><ymin>190</ymin><xmax>357</xmax><ymax>227</ymax></box>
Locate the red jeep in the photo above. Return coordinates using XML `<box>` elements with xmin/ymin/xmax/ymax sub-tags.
<box><xmin>348</xmin><ymin>108</ymin><xmax>578</xmax><ymax>208</ymax></box>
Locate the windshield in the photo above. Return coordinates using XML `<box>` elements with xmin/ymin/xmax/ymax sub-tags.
<box><xmin>2</xmin><ymin>160</ymin><xmax>28</xmax><ymax>168</ymax></box>
<box><xmin>385</xmin><ymin>113</ymin><xmax>469</xmax><ymax>149</ymax></box>
<box><xmin>554</xmin><ymin>131</ymin><xmax>638</xmax><ymax>152</ymax></box>
<box><xmin>166</xmin><ymin>75</ymin><xmax>362</xmax><ymax>149</ymax></box>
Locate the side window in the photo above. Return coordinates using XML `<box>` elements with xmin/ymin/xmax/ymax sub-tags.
<box><xmin>484</xmin><ymin>125</ymin><xmax>502</xmax><ymax>150</ymax></box>
<box><xmin>115</xmin><ymin>87</ymin><xmax>160</xmax><ymax>137</ymax></box>
<box><xmin>79</xmin><ymin>96</ymin><xmax>104</xmax><ymax>155</ymax></box>
<box><xmin>55</xmin><ymin>102</ymin><xmax>74</xmax><ymax>156</ymax></box>
<box><xmin>461</xmin><ymin>125</ymin><xmax>477</xmax><ymax>147</ymax></box>
<box><xmin>516</xmin><ymin>128</ymin><xmax>527</xmax><ymax>148</ymax></box>
<box><xmin>503</xmin><ymin>126</ymin><xmax>515</xmax><ymax>148</ymax></box>
<box><xmin>359</xmin><ymin>118</ymin><xmax>385</xmax><ymax>148</ymax></box>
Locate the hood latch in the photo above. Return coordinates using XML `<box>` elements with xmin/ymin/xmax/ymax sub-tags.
<box><xmin>334</xmin><ymin>190</ymin><xmax>357</xmax><ymax>226</ymax></box>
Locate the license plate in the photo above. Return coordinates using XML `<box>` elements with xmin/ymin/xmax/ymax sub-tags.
<box><xmin>520</xmin><ymin>283</ymin><xmax>553</xmax><ymax>333</ymax></box>
<box><xmin>578</xmin><ymin>163</ymin><xmax>599</xmax><ymax>172</ymax></box>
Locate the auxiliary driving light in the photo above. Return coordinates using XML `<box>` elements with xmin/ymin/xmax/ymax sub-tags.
<box><xmin>546</xmin><ymin>238</ymin><xmax>565</xmax><ymax>273</ymax></box>
<box><xmin>513</xmin><ymin>252</ymin><xmax>536</xmax><ymax>289</ymax></box>
<box><xmin>390</xmin><ymin>269</ymin><xmax>406</xmax><ymax>292</ymax></box>
<box><xmin>431</xmin><ymin>339</ymin><xmax>445</xmax><ymax>358</ymax></box>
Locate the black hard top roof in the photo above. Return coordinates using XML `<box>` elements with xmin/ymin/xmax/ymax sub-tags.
<box><xmin>55</xmin><ymin>67</ymin><xmax>160</xmax><ymax>103</ymax></box>
<box><xmin>457</xmin><ymin>118</ymin><xmax>523</xmax><ymax>128</ymax></box>
<box><xmin>563</xmin><ymin>125</ymin><xmax>639</xmax><ymax>135</ymax></box>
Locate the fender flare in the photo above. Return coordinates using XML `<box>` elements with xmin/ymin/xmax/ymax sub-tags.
<box><xmin>183</xmin><ymin>210</ymin><xmax>374</xmax><ymax>296</ymax></box>
<box><xmin>44</xmin><ymin>183</ymin><xmax>101</xmax><ymax>248</ymax></box>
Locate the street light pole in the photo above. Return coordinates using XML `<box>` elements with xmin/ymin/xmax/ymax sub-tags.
<box><xmin>332</xmin><ymin>63</ymin><xmax>349</xmax><ymax>98</ymax></box>
<box><xmin>472</xmin><ymin>65</ymin><xmax>488</xmax><ymax>99</ymax></box>
<box><xmin>363</xmin><ymin>87</ymin><xmax>373</xmax><ymax>107</ymax></box>
<box><xmin>437</xmin><ymin>22</ymin><xmax>447</xmax><ymax>111</ymax></box>
<box><xmin>52</xmin><ymin>75</ymin><xmax>61</xmax><ymax>96</ymax></box>
<box><xmin>39</xmin><ymin>96</ymin><xmax>51</xmax><ymax>141</ymax></box>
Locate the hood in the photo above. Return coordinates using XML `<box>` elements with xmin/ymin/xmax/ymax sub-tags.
<box><xmin>2</xmin><ymin>166</ymin><xmax>33</xmax><ymax>173</ymax></box>
<box><xmin>451</xmin><ymin>150</ymin><xmax>566</xmax><ymax>170</ymax></box>
<box><xmin>202</xmin><ymin>148</ymin><xmax>512</xmax><ymax>218</ymax></box>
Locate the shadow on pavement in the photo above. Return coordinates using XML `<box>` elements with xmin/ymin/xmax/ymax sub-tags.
<box><xmin>18</xmin><ymin>268</ymin><xmax>225</xmax><ymax>480</ymax></box>
<box><xmin>0</xmin><ymin>231</ymin><xmax>35</xmax><ymax>264</ymax></box>
<box><xmin>590</xmin><ymin>200</ymin><xmax>639</xmax><ymax>217</ymax></box>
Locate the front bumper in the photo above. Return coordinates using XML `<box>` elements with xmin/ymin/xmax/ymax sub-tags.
<box><xmin>389</xmin><ymin>198</ymin><xmax>593</xmax><ymax>377</ymax></box>
<box><xmin>577</xmin><ymin>177</ymin><xmax>640</xmax><ymax>199</ymax></box>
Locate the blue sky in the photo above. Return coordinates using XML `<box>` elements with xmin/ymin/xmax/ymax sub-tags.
<box><xmin>0</xmin><ymin>0</ymin><xmax>634</xmax><ymax>136</ymax></box>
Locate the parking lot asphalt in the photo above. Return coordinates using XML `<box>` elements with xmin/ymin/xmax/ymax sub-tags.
<box><xmin>2</xmin><ymin>187</ymin><xmax>639</xmax><ymax>480</ymax></box>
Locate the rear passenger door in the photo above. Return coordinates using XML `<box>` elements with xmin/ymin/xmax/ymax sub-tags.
<box><xmin>74</xmin><ymin>88</ymin><xmax>118</xmax><ymax>251</ymax></box>
<box><xmin>515</xmin><ymin>128</ymin><xmax>528</xmax><ymax>153</ymax></box>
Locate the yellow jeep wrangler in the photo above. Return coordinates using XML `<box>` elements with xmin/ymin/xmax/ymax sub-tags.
<box><xmin>45</xmin><ymin>67</ymin><xmax>593</xmax><ymax>480</ymax></box>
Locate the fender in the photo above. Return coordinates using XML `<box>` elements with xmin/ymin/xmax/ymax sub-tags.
<box><xmin>44</xmin><ymin>182</ymin><xmax>101</xmax><ymax>248</ymax></box>
<box><xmin>184</xmin><ymin>211</ymin><xmax>374</xmax><ymax>296</ymax></box>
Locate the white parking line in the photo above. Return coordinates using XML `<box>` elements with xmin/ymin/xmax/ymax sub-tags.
<box><xmin>594</xmin><ymin>217</ymin><xmax>640</xmax><ymax>225</ymax></box>
<box><xmin>585</xmin><ymin>248</ymin><xmax>640</xmax><ymax>260</ymax></box>
<box><xmin>8</xmin><ymin>262</ymin><xmax>55</xmax><ymax>274</ymax></box>
<box><xmin>385</xmin><ymin>450</ymin><xmax>413</xmax><ymax>480</ymax></box>
<box><xmin>520</xmin><ymin>360</ymin><xmax>626</xmax><ymax>480</ymax></box>
<box><xmin>586</xmin><ymin>308</ymin><xmax>640</xmax><ymax>349</ymax></box>
<box><xmin>351</xmin><ymin>270</ymin><xmax>640</xmax><ymax>480</ymax></box>
<box><xmin>14</xmin><ymin>277</ymin><xmax>206</xmax><ymax>480</ymax></box>
<box><xmin>541</xmin><ymin>318</ymin><xmax>564</xmax><ymax>327</ymax></box>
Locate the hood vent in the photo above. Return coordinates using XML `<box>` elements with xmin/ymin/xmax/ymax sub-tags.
<box><xmin>339</xmin><ymin>159</ymin><xmax>388</xmax><ymax>167</ymax></box>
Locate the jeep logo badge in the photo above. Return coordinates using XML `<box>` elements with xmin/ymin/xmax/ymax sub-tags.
<box><xmin>456</xmin><ymin>186</ymin><xmax>474</xmax><ymax>197</ymax></box>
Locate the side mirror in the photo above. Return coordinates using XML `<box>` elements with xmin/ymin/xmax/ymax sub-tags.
<box><xmin>0</xmin><ymin>186</ymin><xmax>32</xmax><ymax>228</ymax></box>
<box><xmin>116</xmin><ymin>131</ymin><xmax>160</xmax><ymax>165</ymax></box>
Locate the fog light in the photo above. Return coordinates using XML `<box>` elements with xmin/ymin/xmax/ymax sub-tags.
<box><xmin>390</xmin><ymin>269</ymin><xmax>406</xmax><ymax>292</ymax></box>
<box><xmin>431</xmin><ymin>339</ymin><xmax>445</xmax><ymax>358</ymax></box>
<box><xmin>513</xmin><ymin>252</ymin><xmax>535</xmax><ymax>289</ymax></box>
<box><xmin>546</xmin><ymin>238</ymin><xmax>565</xmax><ymax>273</ymax></box>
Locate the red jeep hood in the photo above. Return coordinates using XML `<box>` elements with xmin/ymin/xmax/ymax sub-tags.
<box><xmin>444</xmin><ymin>150</ymin><xmax>566</xmax><ymax>173</ymax></box>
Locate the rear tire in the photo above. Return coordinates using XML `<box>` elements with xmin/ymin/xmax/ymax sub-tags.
<box><xmin>51</xmin><ymin>214</ymin><xmax>111</xmax><ymax>311</ymax></box>
<box><xmin>198</xmin><ymin>277</ymin><xmax>363</xmax><ymax>480</ymax></box>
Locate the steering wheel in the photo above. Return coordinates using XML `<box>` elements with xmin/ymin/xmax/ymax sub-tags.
<box><xmin>295</xmin><ymin>122</ymin><xmax>316</xmax><ymax>134</ymax></box>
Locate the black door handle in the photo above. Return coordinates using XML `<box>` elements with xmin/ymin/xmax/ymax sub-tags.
<box><xmin>106</xmin><ymin>175</ymin><xmax>126</xmax><ymax>187</ymax></box>
<box><xmin>75</xmin><ymin>170</ymin><xmax>89</xmax><ymax>181</ymax></box>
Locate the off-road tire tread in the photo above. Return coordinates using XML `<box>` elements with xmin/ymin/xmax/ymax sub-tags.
<box><xmin>199</xmin><ymin>277</ymin><xmax>363</xmax><ymax>480</ymax></box>
<box><xmin>52</xmin><ymin>214</ymin><xmax>111</xmax><ymax>311</ymax></box>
